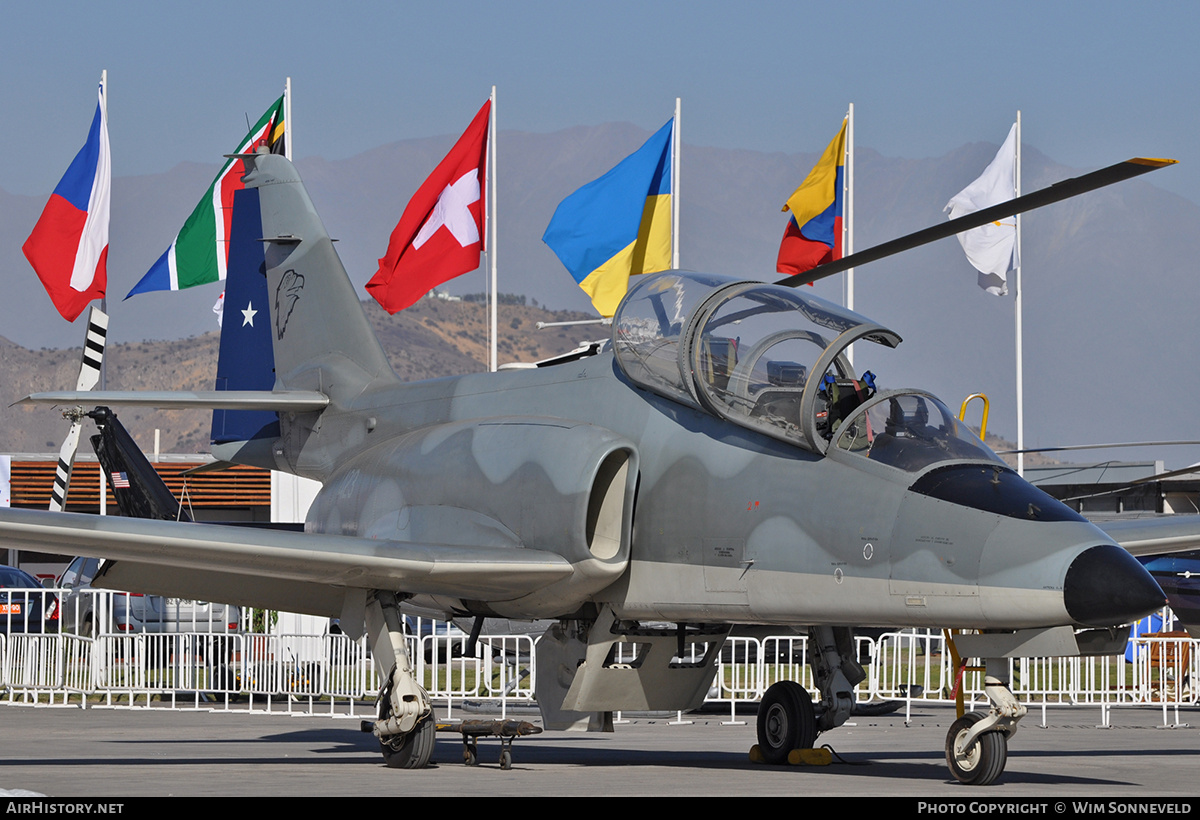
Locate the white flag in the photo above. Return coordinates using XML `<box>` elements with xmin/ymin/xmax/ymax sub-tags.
<box><xmin>945</xmin><ymin>123</ymin><xmax>1018</xmax><ymax>295</ymax></box>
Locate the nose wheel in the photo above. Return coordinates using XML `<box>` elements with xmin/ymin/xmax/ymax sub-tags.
<box><xmin>946</xmin><ymin>711</ymin><xmax>1008</xmax><ymax>786</ymax></box>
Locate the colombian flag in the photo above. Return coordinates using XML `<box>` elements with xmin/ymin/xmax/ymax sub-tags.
<box><xmin>776</xmin><ymin>120</ymin><xmax>846</xmax><ymax>278</ymax></box>
<box><xmin>543</xmin><ymin>119</ymin><xmax>673</xmax><ymax>317</ymax></box>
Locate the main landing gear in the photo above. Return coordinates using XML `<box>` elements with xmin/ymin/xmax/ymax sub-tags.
<box><xmin>364</xmin><ymin>591</ymin><xmax>436</xmax><ymax>769</ymax></box>
<box><xmin>756</xmin><ymin>681</ymin><xmax>816</xmax><ymax>764</ymax></box>
<box><xmin>375</xmin><ymin>674</ymin><xmax>437</xmax><ymax>769</ymax></box>
<box><xmin>754</xmin><ymin>626</ymin><xmax>863</xmax><ymax>764</ymax></box>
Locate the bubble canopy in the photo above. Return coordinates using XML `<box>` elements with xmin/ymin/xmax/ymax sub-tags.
<box><xmin>612</xmin><ymin>271</ymin><xmax>909</xmax><ymax>452</ymax></box>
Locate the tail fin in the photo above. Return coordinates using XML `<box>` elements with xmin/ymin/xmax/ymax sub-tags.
<box><xmin>240</xmin><ymin>151</ymin><xmax>397</xmax><ymax>400</ymax></box>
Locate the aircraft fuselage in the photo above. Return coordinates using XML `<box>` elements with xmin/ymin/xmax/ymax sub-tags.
<box><xmin>296</xmin><ymin>351</ymin><xmax>1145</xmax><ymax>632</ymax></box>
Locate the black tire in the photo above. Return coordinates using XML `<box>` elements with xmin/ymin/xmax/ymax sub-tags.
<box><xmin>756</xmin><ymin>680</ymin><xmax>817</xmax><ymax>764</ymax></box>
<box><xmin>380</xmin><ymin>712</ymin><xmax>436</xmax><ymax>769</ymax></box>
<box><xmin>499</xmin><ymin>748</ymin><xmax>512</xmax><ymax>771</ymax></box>
<box><xmin>377</xmin><ymin>684</ymin><xmax>436</xmax><ymax>769</ymax></box>
<box><xmin>945</xmin><ymin>711</ymin><xmax>1008</xmax><ymax>786</ymax></box>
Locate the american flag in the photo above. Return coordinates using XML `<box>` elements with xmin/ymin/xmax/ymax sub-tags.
<box><xmin>111</xmin><ymin>471</ymin><xmax>130</xmax><ymax>489</ymax></box>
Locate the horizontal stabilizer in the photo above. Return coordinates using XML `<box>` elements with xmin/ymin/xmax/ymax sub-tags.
<box><xmin>1099</xmin><ymin>515</ymin><xmax>1200</xmax><ymax>557</ymax></box>
<box><xmin>18</xmin><ymin>390</ymin><xmax>329</xmax><ymax>412</ymax></box>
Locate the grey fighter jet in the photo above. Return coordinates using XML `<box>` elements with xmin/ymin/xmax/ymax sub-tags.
<box><xmin>1</xmin><ymin>149</ymin><xmax>1185</xmax><ymax>785</ymax></box>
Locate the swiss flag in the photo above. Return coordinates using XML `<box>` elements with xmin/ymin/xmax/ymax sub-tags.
<box><xmin>367</xmin><ymin>100</ymin><xmax>490</xmax><ymax>313</ymax></box>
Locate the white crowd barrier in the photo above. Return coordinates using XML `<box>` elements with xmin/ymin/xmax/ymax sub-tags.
<box><xmin>1</xmin><ymin>592</ymin><xmax>1195</xmax><ymax>727</ymax></box>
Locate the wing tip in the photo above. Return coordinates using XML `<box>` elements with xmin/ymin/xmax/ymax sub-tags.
<box><xmin>1129</xmin><ymin>157</ymin><xmax>1179</xmax><ymax>168</ymax></box>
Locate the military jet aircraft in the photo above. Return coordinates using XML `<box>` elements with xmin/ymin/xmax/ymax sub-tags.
<box><xmin>0</xmin><ymin>148</ymin><xmax>1189</xmax><ymax>785</ymax></box>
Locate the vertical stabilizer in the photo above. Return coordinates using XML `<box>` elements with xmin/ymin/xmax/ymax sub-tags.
<box><xmin>241</xmin><ymin>151</ymin><xmax>397</xmax><ymax>403</ymax></box>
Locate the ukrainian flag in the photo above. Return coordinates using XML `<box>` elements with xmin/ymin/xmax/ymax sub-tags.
<box><xmin>543</xmin><ymin>119</ymin><xmax>673</xmax><ymax>316</ymax></box>
<box><xmin>776</xmin><ymin>120</ymin><xmax>846</xmax><ymax>277</ymax></box>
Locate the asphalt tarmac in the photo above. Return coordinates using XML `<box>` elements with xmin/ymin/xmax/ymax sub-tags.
<box><xmin>0</xmin><ymin>700</ymin><xmax>1197</xmax><ymax>799</ymax></box>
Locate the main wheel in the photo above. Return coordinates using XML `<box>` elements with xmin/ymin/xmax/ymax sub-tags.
<box><xmin>945</xmin><ymin>711</ymin><xmax>1007</xmax><ymax>785</ymax></box>
<box><xmin>756</xmin><ymin>680</ymin><xmax>817</xmax><ymax>764</ymax></box>
<box><xmin>377</xmin><ymin>684</ymin><xmax>436</xmax><ymax>769</ymax></box>
<box><xmin>380</xmin><ymin>711</ymin><xmax>437</xmax><ymax>769</ymax></box>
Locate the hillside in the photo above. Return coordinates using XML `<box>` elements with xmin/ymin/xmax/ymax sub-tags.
<box><xmin>0</xmin><ymin>297</ymin><xmax>595</xmax><ymax>456</ymax></box>
<box><xmin>2</xmin><ymin>292</ymin><xmax>1063</xmax><ymax>478</ymax></box>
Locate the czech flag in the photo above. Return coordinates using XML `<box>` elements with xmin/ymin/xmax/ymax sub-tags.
<box><xmin>776</xmin><ymin>120</ymin><xmax>846</xmax><ymax>279</ymax></box>
<box><xmin>23</xmin><ymin>81</ymin><xmax>110</xmax><ymax>322</ymax></box>
<box><xmin>543</xmin><ymin>119</ymin><xmax>674</xmax><ymax>317</ymax></box>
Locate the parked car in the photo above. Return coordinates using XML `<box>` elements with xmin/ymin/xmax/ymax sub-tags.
<box><xmin>57</xmin><ymin>557</ymin><xmax>241</xmax><ymax>636</ymax></box>
<box><xmin>0</xmin><ymin>565</ymin><xmax>59</xmax><ymax>634</ymax></box>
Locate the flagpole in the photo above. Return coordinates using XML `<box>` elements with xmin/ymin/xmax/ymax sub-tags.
<box><xmin>488</xmin><ymin>85</ymin><xmax>498</xmax><ymax>373</ymax></box>
<box><xmin>284</xmin><ymin>76</ymin><xmax>293</xmax><ymax>161</ymax></box>
<box><xmin>99</xmin><ymin>69</ymin><xmax>108</xmax><ymax>393</ymax></box>
<box><xmin>844</xmin><ymin>103</ymin><xmax>854</xmax><ymax>368</ymax></box>
<box><xmin>99</xmin><ymin>68</ymin><xmax>108</xmax><ymax>519</ymax></box>
<box><xmin>1014</xmin><ymin>110</ymin><xmax>1024</xmax><ymax>477</ymax></box>
<box><xmin>672</xmin><ymin>97</ymin><xmax>681</xmax><ymax>269</ymax></box>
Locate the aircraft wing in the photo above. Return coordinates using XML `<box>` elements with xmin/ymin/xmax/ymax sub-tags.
<box><xmin>1096</xmin><ymin>515</ymin><xmax>1200</xmax><ymax>557</ymax></box>
<box><xmin>0</xmin><ymin>507</ymin><xmax>573</xmax><ymax>610</ymax></box>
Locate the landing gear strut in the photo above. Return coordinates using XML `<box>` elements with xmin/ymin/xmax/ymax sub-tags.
<box><xmin>754</xmin><ymin>626</ymin><xmax>865</xmax><ymax>765</ymax></box>
<box><xmin>365</xmin><ymin>591</ymin><xmax>435</xmax><ymax>769</ymax></box>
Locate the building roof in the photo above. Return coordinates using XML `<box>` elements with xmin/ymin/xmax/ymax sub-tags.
<box><xmin>8</xmin><ymin>457</ymin><xmax>271</xmax><ymax>511</ymax></box>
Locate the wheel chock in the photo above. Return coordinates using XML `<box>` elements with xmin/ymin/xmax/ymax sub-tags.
<box><xmin>749</xmin><ymin>744</ymin><xmax>832</xmax><ymax>766</ymax></box>
<box><xmin>788</xmin><ymin>747</ymin><xmax>832</xmax><ymax>766</ymax></box>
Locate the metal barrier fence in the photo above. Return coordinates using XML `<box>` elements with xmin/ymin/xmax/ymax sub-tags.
<box><xmin>2</xmin><ymin>591</ymin><xmax>1196</xmax><ymax>727</ymax></box>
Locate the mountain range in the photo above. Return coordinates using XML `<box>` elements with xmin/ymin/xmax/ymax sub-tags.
<box><xmin>0</xmin><ymin>298</ymin><xmax>593</xmax><ymax>455</ymax></box>
<box><xmin>1</xmin><ymin>123</ymin><xmax>1197</xmax><ymax>467</ymax></box>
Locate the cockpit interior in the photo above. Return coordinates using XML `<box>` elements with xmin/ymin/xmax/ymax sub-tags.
<box><xmin>610</xmin><ymin>271</ymin><xmax>1003</xmax><ymax>472</ymax></box>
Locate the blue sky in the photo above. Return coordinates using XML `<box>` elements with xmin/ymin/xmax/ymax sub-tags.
<box><xmin>3</xmin><ymin>1</ymin><xmax>1198</xmax><ymax>464</ymax></box>
<box><xmin>4</xmin><ymin>0</ymin><xmax>1197</xmax><ymax>202</ymax></box>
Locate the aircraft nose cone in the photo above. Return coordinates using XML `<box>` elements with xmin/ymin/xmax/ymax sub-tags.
<box><xmin>1063</xmin><ymin>544</ymin><xmax>1166</xmax><ymax>627</ymax></box>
